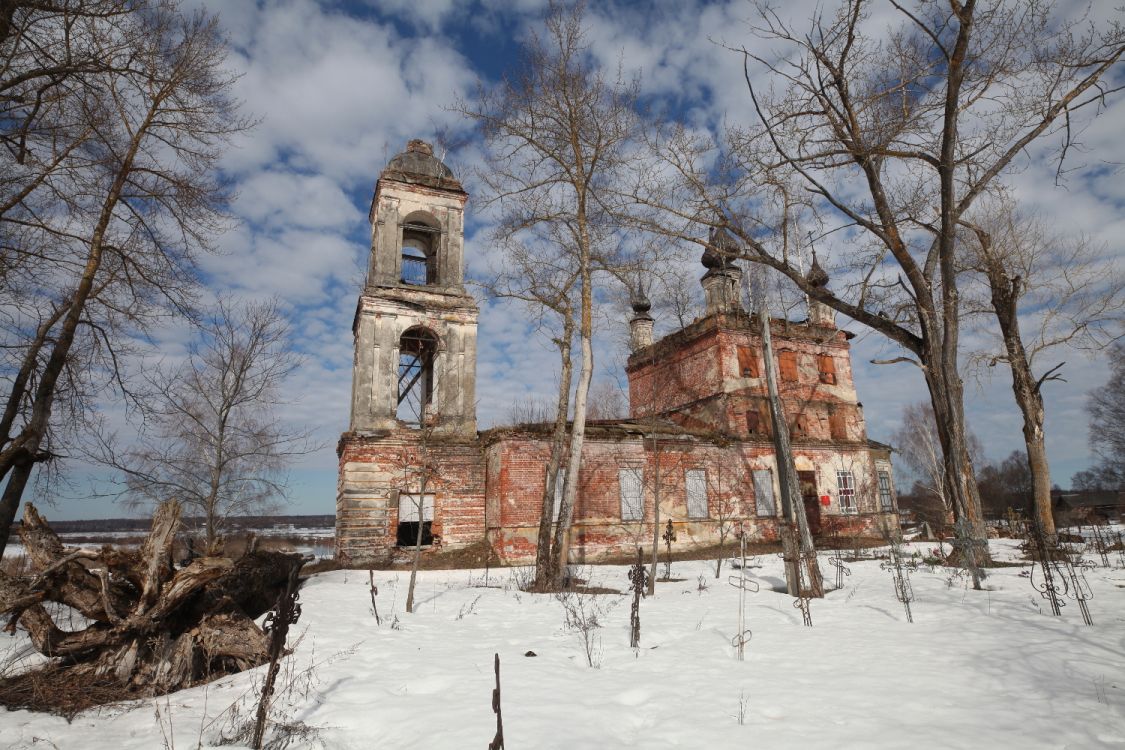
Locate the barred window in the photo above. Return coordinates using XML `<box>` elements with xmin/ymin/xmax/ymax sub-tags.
<box><xmin>686</xmin><ymin>469</ymin><xmax>708</xmax><ymax>519</ymax></box>
<box><xmin>836</xmin><ymin>470</ymin><xmax>856</xmax><ymax>513</ymax></box>
<box><xmin>878</xmin><ymin>470</ymin><xmax>894</xmax><ymax>511</ymax></box>
<box><xmin>619</xmin><ymin>467</ymin><xmax>644</xmax><ymax>521</ymax></box>
<box><xmin>753</xmin><ymin>469</ymin><xmax>776</xmax><ymax>517</ymax></box>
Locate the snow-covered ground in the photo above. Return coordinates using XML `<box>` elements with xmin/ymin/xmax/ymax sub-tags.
<box><xmin>3</xmin><ymin>538</ymin><xmax>1124</xmax><ymax>749</ymax></box>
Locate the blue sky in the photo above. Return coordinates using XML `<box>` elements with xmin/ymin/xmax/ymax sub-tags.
<box><xmin>41</xmin><ymin>0</ymin><xmax>1124</xmax><ymax>519</ymax></box>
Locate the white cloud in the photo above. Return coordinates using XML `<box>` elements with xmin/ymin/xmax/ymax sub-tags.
<box><xmin>49</xmin><ymin>0</ymin><xmax>1124</xmax><ymax>519</ymax></box>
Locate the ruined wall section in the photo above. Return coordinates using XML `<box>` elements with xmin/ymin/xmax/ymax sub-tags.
<box><xmin>336</xmin><ymin>430</ymin><xmax>485</xmax><ymax>565</ymax></box>
<box><xmin>627</xmin><ymin>312</ymin><xmax>868</xmax><ymax>446</ymax></box>
<box><xmin>483</xmin><ymin>428</ymin><xmax>897</xmax><ymax>564</ymax></box>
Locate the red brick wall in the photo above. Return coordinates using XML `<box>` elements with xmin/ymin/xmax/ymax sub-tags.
<box><xmin>337</xmin><ymin>430</ymin><xmax>485</xmax><ymax>564</ymax></box>
<box><xmin>483</xmin><ymin>431</ymin><xmax>898</xmax><ymax>563</ymax></box>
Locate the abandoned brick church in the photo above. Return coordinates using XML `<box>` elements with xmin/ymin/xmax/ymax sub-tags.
<box><xmin>335</xmin><ymin>140</ymin><xmax>898</xmax><ymax>565</ymax></box>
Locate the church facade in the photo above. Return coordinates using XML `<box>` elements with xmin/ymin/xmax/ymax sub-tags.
<box><xmin>335</xmin><ymin>140</ymin><xmax>898</xmax><ymax>566</ymax></box>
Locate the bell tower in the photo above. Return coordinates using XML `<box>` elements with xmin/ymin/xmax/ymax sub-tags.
<box><xmin>349</xmin><ymin>139</ymin><xmax>478</xmax><ymax>437</ymax></box>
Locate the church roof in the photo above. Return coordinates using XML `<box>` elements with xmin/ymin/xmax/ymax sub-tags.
<box><xmin>381</xmin><ymin>139</ymin><xmax>463</xmax><ymax>191</ymax></box>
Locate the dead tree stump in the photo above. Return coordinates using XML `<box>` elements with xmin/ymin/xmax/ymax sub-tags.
<box><xmin>0</xmin><ymin>502</ymin><xmax>306</xmax><ymax>708</ymax></box>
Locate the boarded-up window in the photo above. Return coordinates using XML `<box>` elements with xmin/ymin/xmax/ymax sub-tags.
<box><xmin>878</xmin><ymin>470</ymin><xmax>894</xmax><ymax>511</ymax></box>
<box><xmin>836</xmin><ymin>470</ymin><xmax>856</xmax><ymax>513</ymax></box>
<box><xmin>619</xmin><ymin>467</ymin><xmax>644</xmax><ymax>521</ymax></box>
<box><xmin>779</xmin><ymin>350</ymin><xmax>798</xmax><ymax>382</ymax></box>
<box><xmin>828</xmin><ymin>408</ymin><xmax>847</xmax><ymax>440</ymax></box>
<box><xmin>686</xmin><ymin>469</ymin><xmax>708</xmax><ymax>518</ymax></box>
<box><xmin>818</xmin><ymin>354</ymin><xmax>837</xmax><ymax>384</ymax></box>
<box><xmin>736</xmin><ymin>346</ymin><xmax>760</xmax><ymax>377</ymax></box>
<box><xmin>753</xmin><ymin>469</ymin><xmax>776</xmax><ymax>517</ymax></box>
<box><xmin>397</xmin><ymin>493</ymin><xmax>434</xmax><ymax>546</ymax></box>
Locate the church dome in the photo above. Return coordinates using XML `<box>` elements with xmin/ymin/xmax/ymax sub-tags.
<box><xmin>381</xmin><ymin>139</ymin><xmax>462</xmax><ymax>190</ymax></box>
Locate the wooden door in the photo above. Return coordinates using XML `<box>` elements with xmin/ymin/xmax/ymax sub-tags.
<box><xmin>797</xmin><ymin>471</ymin><xmax>822</xmax><ymax>535</ymax></box>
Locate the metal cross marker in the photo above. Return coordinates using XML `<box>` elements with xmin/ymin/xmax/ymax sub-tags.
<box><xmin>827</xmin><ymin>519</ymin><xmax>851</xmax><ymax>590</ymax></box>
<box><xmin>778</xmin><ymin>524</ymin><xmax>814</xmax><ymax>627</ymax></box>
<box><xmin>1089</xmin><ymin>524</ymin><xmax>1111</xmax><ymax>568</ymax></box>
<box><xmin>1028</xmin><ymin>522</ymin><xmax>1095</xmax><ymax>626</ymax></box>
<box><xmin>880</xmin><ymin>544</ymin><xmax>918</xmax><ymax>623</ymax></box>
<box><xmin>727</xmin><ymin>525</ymin><xmax>759</xmax><ymax>660</ymax></box>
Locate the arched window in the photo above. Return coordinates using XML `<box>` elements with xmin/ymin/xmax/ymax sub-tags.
<box><xmin>397</xmin><ymin>327</ymin><xmax>438</xmax><ymax>423</ymax></box>
<box><xmin>400</xmin><ymin>222</ymin><xmax>439</xmax><ymax>285</ymax></box>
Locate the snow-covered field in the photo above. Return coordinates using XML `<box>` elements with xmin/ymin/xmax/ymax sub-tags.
<box><xmin>3</xmin><ymin>538</ymin><xmax>1124</xmax><ymax>749</ymax></box>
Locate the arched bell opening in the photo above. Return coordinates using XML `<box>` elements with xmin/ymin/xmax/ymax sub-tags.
<box><xmin>400</xmin><ymin>218</ymin><xmax>440</xmax><ymax>286</ymax></box>
<box><xmin>397</xmin><ymin>327</ymin><xmax>439</xmax><ymax>424</ymax></box>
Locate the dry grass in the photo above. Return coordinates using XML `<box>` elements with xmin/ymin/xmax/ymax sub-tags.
<box><xmin>0</xmin><ymin>665</ymin><xmax>136</xmax><ymax>721</ymax></box>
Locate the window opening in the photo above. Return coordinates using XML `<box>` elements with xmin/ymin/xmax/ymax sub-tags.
<box><xmin>753</xmin><ymin>469</ymin><xmax>776</xmax><ymax>517</ymax></box>
<box><xmin>747</xmin><ymin>403</ymin><xmax>771</xmax><ymax>436</ymax></box>
<box><xmin>791</xmin><ymin>413</ymin><xmax>810</xmax><ymax>438</ymax></box>
<box><xmin>686</xmin><ymin>469</ymin><xmax>708</xmax><ymax>518</ymax></box>
<box><xmin>619</xmin><ymin>467</ymin><xmax>644</xmax><ymax>521</ymax></box>
<box><xmin>836</xmin><ymin>470</ymin><xmax>857</xmax><ymax>513</ymax></box>
<box><xmin>400</xmin><ymin>223</ymin><xmax>438</xmax><ymax>285</ymax></box>
<box><xmin>396</xmin><ymin>493</ymin><xmax>434</xmax><ymax>546</ymax></box>
<box><xmin>878</xmin><ymin>470</ymin><xmax>894</xmax><ymax>511</ymax></box>
<box><xmin>818</xmin><ymin>354</ymin><xmax>837</xmax><ymax>384</ymax></box>
<box><xmin>398</xmin><ymin>328</ymin><xmax>438</xmax><ymax>423</ymax></box>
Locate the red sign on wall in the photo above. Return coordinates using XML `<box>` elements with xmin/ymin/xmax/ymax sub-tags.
<box><xmin>820</xmin><ymin>495</ymin><xmax>831</xmax><ymax>506</ymax></box>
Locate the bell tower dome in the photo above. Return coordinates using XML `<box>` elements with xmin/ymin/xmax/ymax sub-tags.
<box><xmin>348</xmin><ymin>139</ymin><xmax>478</xmax><ymax>437</ymax></box>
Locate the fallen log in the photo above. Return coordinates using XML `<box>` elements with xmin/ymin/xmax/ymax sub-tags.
<box><xmin>0</xmin><ymin>501</ymin><xmax>307</xmax><ymax>712</ymax></box>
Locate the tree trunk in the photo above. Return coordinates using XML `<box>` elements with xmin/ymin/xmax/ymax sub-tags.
<box><xmin>406</xmin><ymin>456</ymin><xmax>429</xmax><ymax>613</ymax></box>
<box><xmin>551</xmin><ymin>264</ymin><xmax>594</xmax><ymax>586</ymax></box>
<box><xmin>756</xmin><ymin>291</ymin><xmax>822</xmax><ymax>597</ymax></box>
<box><xmin>0</xmin><ymin>502</ymin><xmax>303</xmax><ymax>701</ymax></box>
<box><xmin>647</xmin><ymin>437</ymin><xmax>661</xmax><ymax>596</ymax></box>
<box><xmin>534</xmin><ymin>318</ymin><xmax>574</xmax><ymax>590</ymax></box>
<box><xmin>921</xmin><ymin>346</ymin><xmax>988</xmax><ymax>588</ymax></box>
<box><xmin>982</xmin><ymin>261</ymin><xmax>1056</xmax><ymax>536</ymax></box>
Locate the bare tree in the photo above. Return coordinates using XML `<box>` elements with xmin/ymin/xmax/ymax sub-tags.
<box><xmin>960</xmin><ymin>201</ymin><xmax>1124</xmax><ymax>535</ymax></box>
<box><xmin>890</xmin><ymin>401</ymin><xmax>984</xmax><ymax>523</ymax></box>
<box><xmin>632</xmin><ymin>1</ymin><xmax>1125</xmax><ymax>558</ymax></box>
<box><xmin>586</xmin><ymin>379</ymin><xmax>625</xmax><ymax>421</ymax></box>
<box><xmin>456</xmin><ymin>0</ymin><xmax>641</xmax><ymax>587</ymax></box>
<box><xmin>103</xmin><ymin>300</ymin><xmax>314</xmax><ymax>553</ymax></box>
<box><xmin>479</xmin><ymin>232</ymin><xmax>578</xmax><ymax>589</ymax></box>
<box><xmin>0</xmin><ymin>2</ymin><xmax>250</xmax><ymax>555</ymax></box>
<box><xmin>1073</xmin><ymin>343</ymin><xmax>1125</xmax><ymax>490</ymax></box>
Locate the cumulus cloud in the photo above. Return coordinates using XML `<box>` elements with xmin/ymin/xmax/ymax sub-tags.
<box><xmin>56</xmin><ymin>0</ymin><xmax>1124</xmax><ymax>519</ymax></box>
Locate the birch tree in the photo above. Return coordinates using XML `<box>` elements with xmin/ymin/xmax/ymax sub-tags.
<box><xmin>457</xmin><ymin>0</ymin><xmax>641</xmax><ymax>587</ymax></box>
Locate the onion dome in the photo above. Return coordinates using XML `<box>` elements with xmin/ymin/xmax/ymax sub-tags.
<box><xmin>702</xmin><ymin>226</ymin><xmax>739</xmax><ymax>269</ymax></box>
<box><xmin>630</xmin><ymin>283</ymin><xmax>652</xmax><ymax>316</ymax></box>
